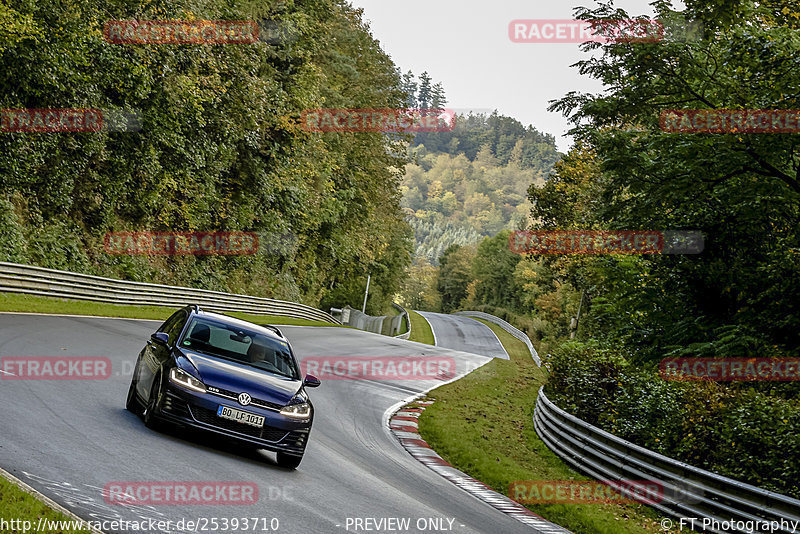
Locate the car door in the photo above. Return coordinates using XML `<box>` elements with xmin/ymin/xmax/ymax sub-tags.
<box><xmin>136</xmin><ymin>309</ymin><xmax>187</xmax><ymax>401</ymax></box>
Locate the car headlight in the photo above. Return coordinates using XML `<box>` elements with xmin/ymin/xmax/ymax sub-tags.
<box><xmin>280</xmin><ymin>400</ymin><xmax>311</xmax><ymax>419</ymax></box>
<box><xmin>169</xmin><ymin>367</ymin><xmax>206</xmax><ymax>393</ymax></box>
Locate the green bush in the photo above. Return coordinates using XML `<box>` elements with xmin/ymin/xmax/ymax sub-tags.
<box><xmin>0</xmin><ymin>198</ymin><xmax>25</xmax><ymax>262</ymax></box>
<box><xmin>25</xmin><ymin>219</ymin><xmax>89</xmax><ymax>272</ymax></box>
<box><xmin>545</xmin><ymin>342</ymin><xmax>800</xmax><ymax>498</ymax></box>
<box><xmin>545</xmin><ymin>340</ymin><xmax>626</xmax><ymax>425</ymax></box>
<box><xmin>714</xmin><ymin>391</ymin><xmax>800</xmax><ymax>496</ymax></box>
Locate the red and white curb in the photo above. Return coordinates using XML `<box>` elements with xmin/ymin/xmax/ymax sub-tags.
<box><xmin>389</xmin><ymin>399</ymin><xmax>572</xmax><ymax>534</ymax></box>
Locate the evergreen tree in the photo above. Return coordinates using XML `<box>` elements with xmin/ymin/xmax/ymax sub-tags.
<box><xmin>417</xmin><ymin>71</ymin><xmax>432</xmax><ymax>109</ymax></box>
<box><xmin>431</xmin><ymin>82</ymin><xmax>446</xmax><ymax>110</ymax></box>
<box><xmin>401</xmin><ymin>70</ymin><xmax>417</xmax><ymax>107</ymax></box>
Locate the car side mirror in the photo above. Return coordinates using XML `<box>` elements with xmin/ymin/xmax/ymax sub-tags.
<box><xmin>151</xmin><ymin>332</ymin><xmax>170</xmax><ymax>345</ymax></box>
<box><xmin>303</xmin><ymin>374</ymin><xmax>321</xmax><ymax>388</ymax></box>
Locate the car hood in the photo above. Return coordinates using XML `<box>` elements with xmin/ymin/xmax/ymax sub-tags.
<box><xmin>178</xmin><ymin>349</ymin><xmax>301</xmax><ymax>406</ymax></box>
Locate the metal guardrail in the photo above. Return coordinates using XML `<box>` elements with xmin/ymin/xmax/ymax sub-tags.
<box><xmin>392</xmin><ymin>302</ymin><xmax>410</xmax><ymax>339</ymax></box>
<box><xmin>0</xmin><ymin>261</ymin><xmax>339</xmax><ymax>324</ymax></box>
<box><xmin>332</xmin><ymin>305</ymin><xmax>405</xmax><ymax>336</ymax></box>
<box><xmin>454</xmin><ymin>310</ymin><xmax>540</xmax><ymax>366</ymax></box>
<box><xmin>534</xmin><ymin>387</ymin><xmax>800</xmax><ymax>533</ymax></box>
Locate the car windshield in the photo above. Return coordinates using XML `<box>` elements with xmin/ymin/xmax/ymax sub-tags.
<box><xmin>179</xmin><ymin>318</ymin><xmax>300</xmax><ymax>380</ymax></box>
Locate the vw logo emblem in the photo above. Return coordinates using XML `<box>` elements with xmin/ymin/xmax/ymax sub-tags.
<box><xmin>238</xmin><ymin>392</ymin><xmax>252</xmax><ymax>406</ymax></box>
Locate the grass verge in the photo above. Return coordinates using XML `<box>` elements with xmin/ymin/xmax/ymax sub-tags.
<box><xmin>0</xmin><ymin>474</ymin><xmax>92</xmax><ymax>533</ymax></box>
<box><xmin>417</xmin><ymin>319</ymin><xmax>669</xmax><ymax>534</ymax></box>
<box><xmin>407</xmin><ymin>310</ymin><xmax>435</xmax><ymax>345</ymax></box>
<box><xmin>0</xmin><ymin>292</ymin><xmax>341</xmax><ymax>327</ymax></box>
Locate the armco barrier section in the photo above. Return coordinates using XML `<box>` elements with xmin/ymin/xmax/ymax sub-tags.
<box><xmin>454</xmin><ymin>311</ymin><xmax>540</xmax><ymax>366</ymax></box>
<box><xmin>534</xmin><ymin>387</ymin><xmax>800</xmax><ymax>534</ymax></box>
<box><xmin>0</xmin><ymin>261</ymin><xmax>339</xmax><ymax>324</ymax></box>
<box><xmin>392</xmin><ymin>302</ymin><xmax>410</xmax><ymax>339</ymax></box>
<box><xmin>338</xmin><ymin>305</ymin><xmax>406</xmax><ymax>336</ymax></box>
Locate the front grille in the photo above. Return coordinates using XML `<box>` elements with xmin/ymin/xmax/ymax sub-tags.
<box><xmin>189</xmin><ymin>406</ymin><xmax>288</xmax><ymax>442</ymax></box>
<box><xmin>251</xmin><ymin>397</ymin><xmax>283</xmax><ymax>410</ymax></box>
<box><xmin>207</xmin><ymin>387</ymin><xmax>283</xmax><ymax>411</ymax></box>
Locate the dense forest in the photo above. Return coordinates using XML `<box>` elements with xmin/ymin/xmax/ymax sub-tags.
<box><xmin>409</xmin><ymin>0</ymin><xmax>800</xmax><ymax>497</ymax></box>
<box><xmin>0</xmin><ymin>0</ymin><xmax>412</xmax><ymax>314</ymax></box>
<box><xmin>402</xmin><ymin>111</ymin><xmax>561</xmax><ymax>264</ymax></box>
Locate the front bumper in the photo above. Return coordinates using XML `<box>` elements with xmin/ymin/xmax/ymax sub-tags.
<box><xmin>157</xmin><ymin>384</ymin><xmax>311</xmax><ymax>456</ymax></box>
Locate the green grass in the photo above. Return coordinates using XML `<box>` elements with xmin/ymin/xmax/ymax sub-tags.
<box><xmin>0</xmin><ymin>292</ymin><xmax>342</xmax><ymax>327</ymax></box>
<box><xmin>407</xmin><ymin>309</ymin><xmax>435</xmax><ymax>345</ymax></box>
<box><xmin>0</xmin><ymin>475</ymin><xmax>92</xmax><ymax>533</ymax></box>
<box><xmin>416</xmin><ymin>319</ymin><xmax>669</xmax><ymax>534</ymax></box>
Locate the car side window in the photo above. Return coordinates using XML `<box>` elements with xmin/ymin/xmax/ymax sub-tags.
<box><xmin>157</xmin><ymin>310</ymin><xmax>184</xmax><ymax>334</ymax></box>
<box><xmin>164</xmin><ymin>311</ymin><xmax>188</xmax><ymax>345</ymax></box>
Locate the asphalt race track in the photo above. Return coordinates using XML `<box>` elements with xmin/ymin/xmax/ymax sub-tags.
<box><xmin>0</xmin><ymin>313</ymin><xmax>545</xmax><ymax>534</ymax></box>
<box><xmin>415</xmin><ymin>312</ymin><xmax>509</xmax><ymax>360</ymax></box>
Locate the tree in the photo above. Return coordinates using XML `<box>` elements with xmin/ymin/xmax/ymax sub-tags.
<box><xmin>471</xmin><ymin>231</ymin><xmax>521</xmax><ymax>309</ymax></box>
<box><xmin>401</xmin><ymin>70</ymin><xmax>417</xmax><ymax>107</ymax></box>
<box><xmin>399</xmin><ymin>260</ymin><xmax>440</xmax><ymax>310</ymax></box>
<box><xmin>431</xmin><ymin>82</ymin><xmax>446</xmax><ymax>110</ymax></box>
<box><xmin>417</xmin><ymin>71</ymin><xmax>432</xmax><ymax>109</ymax></box>
<box><xmin>436</xmin><ymin>244</ymin><xmax>475</xmax><ymax>312</ymax></box>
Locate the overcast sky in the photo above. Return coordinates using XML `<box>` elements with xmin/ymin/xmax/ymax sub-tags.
<box><xmin>348</xmin><ymin>0</ymin><xmax>667</xmax><ymax>152</ymax></box>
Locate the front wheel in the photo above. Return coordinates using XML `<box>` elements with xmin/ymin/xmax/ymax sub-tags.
<box><xmin>276</xmin><ymin>452</ymin><xmax>303</xmax><ymax>469</ymax></box>
<box><xmin>125</xmin><ymin>359</ymin><xmax>141</xmax><ymax>413</ymax></box>
<box><xmin>142</xmin><ymin>373</ymin><xmax>163</xmax><ymax>430</ymax></box>
<box><xmin>125</xmin><ymin>377</ymin><xmax>140</xmax><ymax>413</ymax></box>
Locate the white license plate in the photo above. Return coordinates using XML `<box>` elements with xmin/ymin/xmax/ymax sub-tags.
<box><xmin>216</xmin><ymin>405</ymin><xmax>264</xmax><ymax>428</ymax></box>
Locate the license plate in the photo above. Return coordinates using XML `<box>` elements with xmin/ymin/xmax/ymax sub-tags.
<box><xmin>216</xmin><ymin>405</ymin><xmax>265</xmax><ymax>428</ymax></box>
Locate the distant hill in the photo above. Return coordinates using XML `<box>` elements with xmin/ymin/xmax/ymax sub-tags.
<box><xmin>402</xmin><ymin>111</ymin><xmax>561</xmax><ymax>264</ymax></box>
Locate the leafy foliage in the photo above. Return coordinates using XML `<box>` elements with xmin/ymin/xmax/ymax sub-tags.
<box><xmin>398</xmin><ymin>113</ymin><xmax>559</xmax><ymax>272</ymax></box>
<box><xmin>0</xmin><ymin>0</ymin><xmax>412</xmax><ymax>311</ymax></box>
<box><xmin>533</xmin><ymin>0</ymin><xmax>800</xmax><ymax>496</ymax></box>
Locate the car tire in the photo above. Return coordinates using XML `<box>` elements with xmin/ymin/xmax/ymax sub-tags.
<box><xmin>276</xmin><ymin>452</ymin><xmax>303</xmax><ymax>469</ymax></box>
<box><xmin>143</xmin><ymin>373</ymin><xmax>163</xmax><ymax>430</ymax></box>
<box><xmin>125</xmin><ymin>359</ymin><xmax>141</xmax><ymax>413</ymax></box>
<box><xmin>125</xmin><ymin>377</ymin><xmax>140</xmax><ymax>413</ymax></box>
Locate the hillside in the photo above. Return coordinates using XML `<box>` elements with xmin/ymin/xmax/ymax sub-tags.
<box><xmin>402</xmin><ymin>111</ymin><xmax>561</xmax><ymax>264</ymax></box>
<box><xmin>0</xmin><ymin>0</ymin><xmax>412</xmax><ymax>315</ymax></box>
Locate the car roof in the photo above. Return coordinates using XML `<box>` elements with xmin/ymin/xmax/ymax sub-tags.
<box><xmin>186</xmin><ymin>307</ymin><xmax>286</xmax><ymax>343</ymax></box>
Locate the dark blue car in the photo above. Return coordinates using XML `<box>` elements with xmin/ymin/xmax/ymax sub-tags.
<box><xmin>126</xmin><ymin>305</ymin><xmax>320</xmax><ymax>469</ymax></box>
